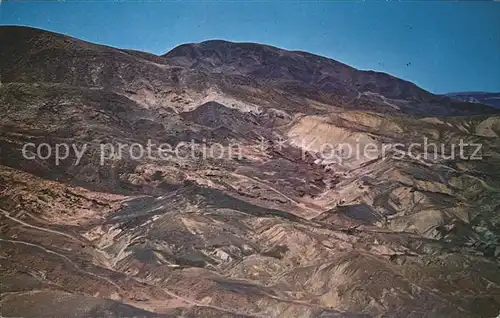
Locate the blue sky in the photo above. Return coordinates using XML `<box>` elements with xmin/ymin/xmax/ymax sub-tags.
<box><xmin>1</xmin><ymin>1</ymin><xmax>499</xmax><ymax>94</ymax></box>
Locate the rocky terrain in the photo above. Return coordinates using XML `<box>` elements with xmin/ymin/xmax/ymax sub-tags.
<box><xmin>0</xmin><ymin>26</ymin><xmax>499</xmax><ymax>317</ymax></box>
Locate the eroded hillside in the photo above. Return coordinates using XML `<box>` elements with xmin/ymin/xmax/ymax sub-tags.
<box><xmin>0</xmin><ymin>26</ymin><xmax>499</xmax><ymax>318</ymax></box>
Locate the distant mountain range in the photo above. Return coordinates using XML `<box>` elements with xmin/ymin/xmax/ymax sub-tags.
<box><xmin>444</xmin><ymin>91</ymin><xmax>500</xmax><ymax>109</ymax></box>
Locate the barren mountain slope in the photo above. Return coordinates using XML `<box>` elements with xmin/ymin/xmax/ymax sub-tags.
<box><xmin>445</xmin><ymin>92</ymin><xmax>500</xmax><ymax>109</ymax></box>
<box><xmin>1</xmin><ymin>26</ymin><xmax>499</xmax><ymax>318</ymax></box>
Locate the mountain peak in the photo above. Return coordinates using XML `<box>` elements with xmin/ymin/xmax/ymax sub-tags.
<box><xmin>1</xmin><ymin>26</ymin><xmax>497</xmax><ymax>115</ymax></box>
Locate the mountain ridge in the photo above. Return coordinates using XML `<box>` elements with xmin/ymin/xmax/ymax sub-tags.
<box><xmin>444</xmin><ymin>91</ymin><xmax>500</xmax><ymax>109</ymax></box>
<box><xmin>1</xmin><ymin>25</ymin><xmax>498</xmax><ymax>116</ymax></box>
